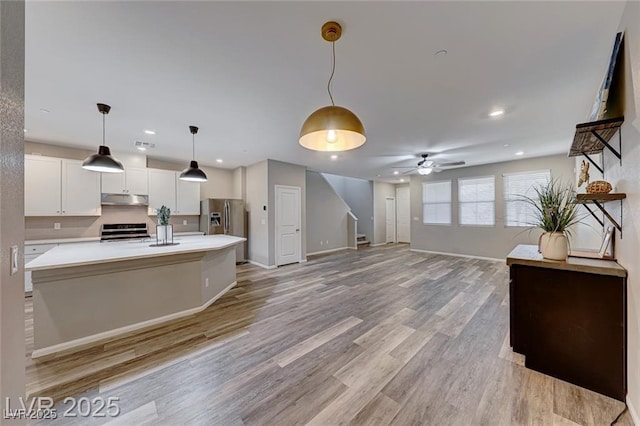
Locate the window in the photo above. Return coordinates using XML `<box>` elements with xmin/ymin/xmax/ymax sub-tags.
<box><xmin>458</xmin><ymin>176</ymin><xmax>495</xmax><ymax>226</ymax></box>
<box><xmin>422</xmin><ymin>181</ymin><xmax>452</xmax><ymax>224</ymax></box>
<box><xmin>504</xmin><ymin>170</ymin><xmax>551</xmax><ymax>227</ymax></box>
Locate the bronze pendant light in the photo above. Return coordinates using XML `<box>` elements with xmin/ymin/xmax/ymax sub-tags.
<box><xmin>179</xmin><ymin>125</ymin><xmax>208</xmax><ymax>182</ymax></box>
<box><xmin>82</xmin><ymin>103</ymin><xmax>124</xmax><ymax>173</ymax></box>
<box><xmin>299</xmin><ymin>21</ymin><xmax>366</xmax><ymax>152</ymax></box>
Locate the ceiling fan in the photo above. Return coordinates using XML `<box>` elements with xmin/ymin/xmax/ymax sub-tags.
<box><xmin>393</xmin><ymin>154</ymin><xmax>466</xmax><ymax>175</ymax></box>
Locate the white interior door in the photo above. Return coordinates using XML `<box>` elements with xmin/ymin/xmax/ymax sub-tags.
<box><xmin>396</xmin><ymin>187</ymin><xmax>411</xmax><ymax>243</ymax></box>
<box><xmin>275</xmin><ymin>185</ymin><xmax>301</xmax><ymax>266</ymax></box>
<box><xmin>385</xmin><ymin>197</ymin><xmax>396</xmax><ymax>243</ymax></box>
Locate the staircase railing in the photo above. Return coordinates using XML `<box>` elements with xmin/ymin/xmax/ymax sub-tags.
<box><xmin>347</xmin><ymin>212</ymin><xmax>358</xmax><ymax>249</ymax></box>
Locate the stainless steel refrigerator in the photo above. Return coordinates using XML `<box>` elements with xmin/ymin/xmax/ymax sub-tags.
<box><xmin>200</xmin><ymin>199</ymin><xmax>247</xmax><ymax>263</ymax></box>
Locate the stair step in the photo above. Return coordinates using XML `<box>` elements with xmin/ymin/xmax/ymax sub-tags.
<box><xmin>357</xmin><ymin>234</ymin><xmax>367</xmax><ymax>242</ymax></box>
<box><xmin>357</xmin><ymin>240</ymin><xmax>370</xmax><ymax>247</ymax></box>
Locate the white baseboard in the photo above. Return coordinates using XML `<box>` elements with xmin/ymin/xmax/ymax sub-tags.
<box><xmin>410</xmin><ymin>248</ymin><xmax>503</xmax><ymax>262</ymax></box>
<box><xmin>299</xmin><ymin>258</ymin><xmax>308</xmax><ymax>263</ymax></box>
<box><xmin>628</xmin><ymin>397</ymin><xmax>639</xmax><ymax>426</ymax></box>
<box><xmin>307</xmin><ymin>247</ymin><xmax>349</xmax><ymax>256</ymax></box>
<box><xmin>248</xmin><ymin>260</ymin><xmax>277</xmax><ymax>270</ymax></box>
<box><xmin>371</xmin><ymin>243</ymin><xmax>387</xmax><ymax>247</ymax></box>
<box><xmin>31</xmin><ymin>281</ymin><xmax>237</xmax><ymax>359</ymax></box>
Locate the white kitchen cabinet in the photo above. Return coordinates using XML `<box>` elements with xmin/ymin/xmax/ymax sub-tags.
<box><xmin>62</xmin><ymin>160</ymin><xmax>101</xmax><ymax>216</ymax></box>
<box><xmin>148</xmin><ymin>168</ymin><xmax>177</xmax><ymax>215</ymax></box>
<box><xmin>25</xmin><ymin>155</ymin><xmax>101</xmax><ymax>217</ymax></box>
<box><xmin>24</xmin><ymin>243</ymin><xmax>58</xmax><ymax>294</ymax></box>
<box><xmin>101</xmin><ymin>167</ymin><xmax>148</xmax><ymax>195</ymax></box>
<box><xmin>25</xmin><ymin>155</ymin><xmax>62</xmax><ymax>216</ymax></box>
<box><xmin>147</xmin><ymin>168</ymin><xmax>201</xmax><ymax>216</ymax></box>
<box><xmin>176</xmin><ymin>176</ymin><xmax>200</xmax><ymax>215</ymax></box>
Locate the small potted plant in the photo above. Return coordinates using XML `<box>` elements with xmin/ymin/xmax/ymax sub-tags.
<box><xmin>521</xmin><ymin>179</ymin><xmax>582</xmax><ymax>261</ymax></box>
<box><xmin>156</xmin><ymin>205</ymin><xmax>173</xmax><ymax>245</ymax></box>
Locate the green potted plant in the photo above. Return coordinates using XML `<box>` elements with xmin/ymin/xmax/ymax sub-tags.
<box><xmin>156</xmin><ymin>205</ymin><xmax>173</xmax><ymax>245</ymax></box>
<box><xmin>521</xmin><ymin>179</ymin><xmax>582</xmax><ymax>261</ymax></box>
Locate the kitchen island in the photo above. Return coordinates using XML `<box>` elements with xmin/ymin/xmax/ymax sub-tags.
<box><xmin>26</xmin><ymin>235</ymin><xmax>245</xmax><ymax>358</ymax></box>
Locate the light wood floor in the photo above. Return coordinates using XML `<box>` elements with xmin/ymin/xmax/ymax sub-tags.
<box><xmin>26</xmin><ymin>244</ymin><xmax>633</xmax><ymax>425</ymax></box>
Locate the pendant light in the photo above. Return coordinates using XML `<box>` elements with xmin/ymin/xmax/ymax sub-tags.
<box><xmin>179</xmin><ymin>126</ymin><xmax>208</xmax><ymax>182</ymax></box>
<box><xmin>82</xmin><ymin>103</ymin><xmax>124</xmax><ymax>173</ymax></box>
<box><xmin>299</xmin><ymin>21</ymin><xmax>366</xmax><ymax>152</ymax></box>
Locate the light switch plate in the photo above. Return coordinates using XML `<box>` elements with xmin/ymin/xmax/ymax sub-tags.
<box><xmin>10</xmin><ymin>245</ymin><xmax>19</xmax><ymax>275</ymax></box>
<box><xmin>183</xmin><ymin>220</ymin><xmax>188</xmax><ymax>225</ymax></box>
<box><xmin>54</xmin><ymin>223</ymin><xmax>61</xmax><ymax>230</ymax></box>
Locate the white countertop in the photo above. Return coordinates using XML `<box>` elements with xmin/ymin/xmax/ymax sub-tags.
<box><xmin>26</xmin><ymin>235</ymin><xmax>245</xmax><ymax>271</ymax></box>
<box><xmin>25</xmin><ymin>232</ymin><xmax>204</xmax><ymax>246</ymax></box>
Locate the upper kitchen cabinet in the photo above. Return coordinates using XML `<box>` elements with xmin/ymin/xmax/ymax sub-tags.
<box><xmin>176</xmin><ymin>175</ymin><xmax>200</xmax><ymax>215</ymax></box>
<box><xmin>101</xmin><ymin>167</ymin><xmax>148</xmax><ymax>195</ymax></box>
<box><xmin>25</xmin><ymin>155</ymin><xmax>101</xmax><ymax>216</ymax></box>
<box><xmin>147</xmin><ymin>168</ymin><xmax>200</xmax><ymax>215</ymax></box>
<box><xmin>148</xmin><ymin>168</ymin><xmax>177</xmax><ymax>215</ymax></box>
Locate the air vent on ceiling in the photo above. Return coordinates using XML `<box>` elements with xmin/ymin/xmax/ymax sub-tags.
<box><xmin>134</xmin><ymin>141</ymin><xmax>155</xmax><ymax>151</ymax></box>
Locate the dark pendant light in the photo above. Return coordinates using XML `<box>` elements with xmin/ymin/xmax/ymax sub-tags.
<box><xmin>82</xmin><ymin>103</ymin><xmax>124</xmax><ymax>173</ymax></box>
<box><xmin>179</xmin><ymin>126</ymin><xmax>208</xmax><ymax>182</ymax></box>
<box><xmin>299</xmin><ymin>21</ymin><xmax>366</xmax><ymax>152</ymax></box>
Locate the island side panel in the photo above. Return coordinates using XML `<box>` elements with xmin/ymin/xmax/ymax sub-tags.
<box><xmin>32</xmin><ymin>257</ymin><xmax>203</xmax><ymax>353</ymax></box>
<box><xmin>201</xmin><ymin>245</ymin><xmax>237</xmax><ymax>304</ymax></box>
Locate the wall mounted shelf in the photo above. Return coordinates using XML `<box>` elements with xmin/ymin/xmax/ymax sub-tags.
<box><xmin>568</xmin><ymin>116</ymin><xmax>624</xmax><ymax>175</ymax></box>
<box><xmin>575</xmin><ymin>193</ymin><xmax>626</xmax><ymax>236</ymax></box>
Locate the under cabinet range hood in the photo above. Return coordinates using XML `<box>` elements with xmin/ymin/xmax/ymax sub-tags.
<box><xmin>101</xmin><ymin>193</ymin><xmax>149</xmax><ymax>206</ymax></box>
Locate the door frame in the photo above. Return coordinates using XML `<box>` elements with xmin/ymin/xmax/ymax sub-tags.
<box><xmin>274</xmin><ymin>185</ymin><xmax>302</xmax><ymax>266</ymax></box>
<box><xmin>385</xmin><ymin>196</ymin><xmax>397</xmax><ymax>243</ymax></box>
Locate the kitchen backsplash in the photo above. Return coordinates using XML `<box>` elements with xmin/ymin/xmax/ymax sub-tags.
<box><xmin>25</xmin><ymin>206</ymin><xmax>199</xmax><ymax>241</ymax></box>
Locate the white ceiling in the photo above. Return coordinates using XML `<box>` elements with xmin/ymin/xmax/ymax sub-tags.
<box><xmin>25</xmin><ymin>1</ymin><xmax>625</xmax><ymax>182</ymax></box>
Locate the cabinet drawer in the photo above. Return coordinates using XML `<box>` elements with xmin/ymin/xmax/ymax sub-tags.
<box><xmin>25</xmin><ymin>244</ymin><xmax>57</xmax><ymax>255</ymax></box>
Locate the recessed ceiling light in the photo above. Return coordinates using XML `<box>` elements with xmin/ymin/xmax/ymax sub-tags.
<box><xmin>39</xmin><ymin>108</ymin><xmax>50</xmax><ymax>114</ymax></box>
<box><xmin>144</xmin><ymin>130</ymin><xmax>156</xmax><ymax>135</ymax></box>
<box><xmin>23</xmin><ymin>128</ymin><xmax>27</xmax><ymax>133</ymax></box>
<box><xmin>435</xmin><ymin>49</ymin><xmax>448</xmax><ymax>57</ymax></box>
<box><xmin>393</xmin><ymin>171</ymin><xmax>399</xmax><ymax>175</ymax></box>
<box><xmin>489</xmin><ymin>109</ymin><xmax>505</xmax><ymax>117</ymax></box>
<box><xmin>400</xmin><ymin>178</ymin><xmax>405</xmax><ymax>182</ymax></box>
<box><xmin>136</xmin><ymin>146</ymin><xmax>147</xmax><ymax>152</ymax></box>
<box><xmin>216</xmin><ymin>158</ymin><xmax>223</xmax><ymax>163</ymax></box>
<box><xmin>515</xmin><ymin>151</ymin><xmax>524</xmax><ymax>156</ymax></box>
<box><xmin>503</xmin><ymin>143</ymin><xmax>510</xmax><ymax>147</ymax></box>
<box><xmin>330</xmin><ymin>155</ymin><xmax>338</xmax><ymax>160</ymax></box>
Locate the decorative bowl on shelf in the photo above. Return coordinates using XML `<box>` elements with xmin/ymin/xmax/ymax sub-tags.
<box><xmin>586</xmin><ymin>180</ymin><xmax>612</xmax><ymax>194</ymax></box>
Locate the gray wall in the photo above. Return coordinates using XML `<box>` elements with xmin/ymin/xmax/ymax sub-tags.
<box><xmin>0</xmin><ymin>0</ymin><xmax>25</xmax><ymax>407</ymax></box>
<box><xmin>268</xmin><ymin>159</ymin><xmax>307</xmax><ymax>265</ymax></box>
<box><xmin>410</xmin><ymin>154</ymin><xmax>575</xmax><ymax>259</ymax></box>
<box><xmin>596</xmin><ymin>2</ymin><xmax>640</xmax><ymax>416</ymax></box>
<box><xmin>245</xmin><ymin>160</ymin><xmax>269</xmax><ymax>266</ymax></box>
<box><xmin>323</xmin><ymin>173</ymin><xmax>374</xmax><ymax>242</ymax></box>
<box><xmin>306</xmin><ymin>171</ymin><xmax>350</xmax><ymax>254</ymax></box>
<box><xmin>373</xmin><ymin>181</ymin><xmax>396</xmax><ymax>245</ymax></box>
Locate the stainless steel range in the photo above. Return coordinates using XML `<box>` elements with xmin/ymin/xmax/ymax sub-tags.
<box><xmin>100</xmin><ymin>223</ymin><xmax>150</xmax><ymax>242</ymax></box>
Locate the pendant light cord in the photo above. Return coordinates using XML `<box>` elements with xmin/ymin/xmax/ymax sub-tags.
<box><xmin>327</xmin><ymin>41</ymin><xmax>336</xmax><ymax>106</ymax></box>
<box><xmin>192</xmin><ymin>133</ymin><xmax>195</xmax><ymax>161</ymax></box>
<box><xmin>102</xmin><ymin>113</ymin><xmax>106</xmax><ymax>146</ymax></box>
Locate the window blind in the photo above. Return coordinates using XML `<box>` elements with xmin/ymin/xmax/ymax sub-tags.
<box><xmin>458</xmin><ymin>176</ymin><xmax>495</xmax><ymax>226</ymax></box>
<box><xmin>504</xmin><ymin>170</ymin><xmax>551</xmax><ymax>227</ymax></box>
<box><xmin>422</xmin><ymin>181</ymin><xmax>451</xmax><ymax>224</ymax></box>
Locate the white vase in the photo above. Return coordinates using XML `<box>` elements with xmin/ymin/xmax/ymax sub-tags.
<box><xmin>539</xmin><ymin>232</ymin><xmax>568</xmax><ymax>261</ymax></box>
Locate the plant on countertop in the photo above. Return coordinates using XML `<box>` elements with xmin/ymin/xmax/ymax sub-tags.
<box><xmin>157</xmin><ymin>205</ymin><xmax>171</xmax><ymax>226</ymax></box>
<box><xmin>520</xmin><ymin>178</ymin><xmax>582</xmax><ymax>261</ymax></box>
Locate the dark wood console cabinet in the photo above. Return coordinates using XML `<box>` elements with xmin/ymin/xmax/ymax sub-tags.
<box><xmin>507</xmin><ymin>245</ymin><xmax>627</xmax><ymax>401</ymax></box>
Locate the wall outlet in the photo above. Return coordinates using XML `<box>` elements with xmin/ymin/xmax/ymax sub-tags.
<box><xmin>320</xmin><ymin>241</ymin><xmax>323</xmax><ymax>245</ymax></box>
<box><xmin>183</xmin><ymin>220</ymin><xmax>188</xmax><ymax>225</ymax></box>
<box><xmin>326</xmin><ymin>240</ymin><xmax>329</xmax><ymax>245</ymax></box>
<box><xmin>54</xmin><ymin>223</ymin><xmax>61</xmax><ymax>230</ymax></box>
<box><xmin>205</xmin><ymin>278</ymin><xmax>209</xmax><ymax>288</ymax></box>
<box><xmin>413</xmin><ymin>217</ymin><xmax>419</xmax><ymax>221</ymax></box>
<box><xmin>261</xmin><ymin>219</ymin><xmax>266</xmax><ymax>225</ymax></box>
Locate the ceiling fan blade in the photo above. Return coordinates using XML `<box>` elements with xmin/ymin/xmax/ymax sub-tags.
<box><xmin>402</xmin><ymin>169</ymin><xmax>416</xmax><ymax>175</ymax></box>
<box><xmin>434</xmin><ymin>161</ymin><xmax>466</xmax><ymax>167</ymax></box>
<box><xmin>392</xmin><ymin>166</ymin><xmax>417</xmax><ymax>168</ymax></box>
